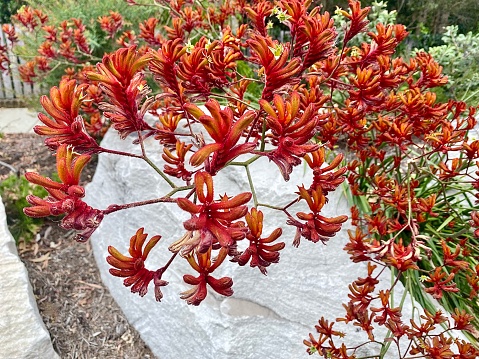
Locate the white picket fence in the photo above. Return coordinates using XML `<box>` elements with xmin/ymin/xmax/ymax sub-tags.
<box><xmin>0</xmin><ymin>25</ymin><xmax>42</xmax><ymax>102</ymax></box>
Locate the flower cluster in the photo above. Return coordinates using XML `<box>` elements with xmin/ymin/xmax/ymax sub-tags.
<box><xmin>107</xmin><ymin>228</ymin><xmax>167</xmax><ymax>300</ymax></box>
<box><xmin>24</xmin><ymin>145</ymin><xmax>103</xmax><ymax>242</ymax></box>
<box><xmin>18</xmin><ymin>0</ymin><xmax>479</xmax><ymax>356</ymax></box>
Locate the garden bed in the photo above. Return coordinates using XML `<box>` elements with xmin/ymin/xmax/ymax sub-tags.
<box><xmin>0</xmin><ymin>133</ymin><xmax>154</xmax><ymax>358</ymax></box>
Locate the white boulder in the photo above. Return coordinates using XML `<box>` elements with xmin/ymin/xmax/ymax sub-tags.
<box><xmin>86</xmin><ymin>129</ymin><xmax>431</xmax><ymax>359</ymax></box>
<box><xmin>0</xmin><ymin>199</ymin><xmax>59</xmax><ymax>359</ymax></box>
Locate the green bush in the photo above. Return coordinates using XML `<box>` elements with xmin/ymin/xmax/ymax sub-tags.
<box><xmin>0</xmin><ymin>175</ymin><xmax>47</xmax><ymax>243</ymax></box>
<box><xmin>0</xmin><ymin>0</ymin><xmax>26</xmax><ymax>23</ymax></box>
<box><xmin>423</xmin><ymin>25</ymin><xmax>479</xmax><ymax>105</ymax></box>
<box><xmin>13</xmin><ymin>0</ymin><xmax>157</xmax><ymax>89</ymax></box>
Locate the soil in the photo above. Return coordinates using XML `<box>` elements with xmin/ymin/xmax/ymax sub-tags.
<box><xmin>0</xmin><ymin>134</ymin><xmax>155</xmax><ymax>359</ymax></box>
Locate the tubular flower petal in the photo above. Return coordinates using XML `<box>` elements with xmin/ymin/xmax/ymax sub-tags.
<box><xmin>260</xmin><ymin>93</ymin><xmax>323</xmax><ymax>180</ymax></box>
<box><xmin>181</xmin><ymin>247</ymin><xmax>233</xmax><ymax>306</ymax></box>
<box><xmin>232</xmin><ymin>208</ymin><xmax>284</xmax><ymax>274</ymax></box>
<box><xmin>341</xmin><ymin>0</ymin><xmax>371</xmax><ymax>45</ymax></box>
<box><xmin>289</xmin><ymin>186</ymin><xmax>348</xmax><ymax>245</ymax></box>
<box><xmin>248</xmin><ymin>33</ymin><xmax>301</xmax><ymax>101</ymax></box>
<box><xmin>184</xmin><ymin>99</ymin><xmax>257</xmax><ymax>174</ymax></box>
<box><xmin>35</xmin><ymin>79</ymin><xmax>99</xmax><ymax>152</ymax></box>
<box><xmin>162</xmin><ymin>140</ymin><xmax>193</xmax><ymax>181</ymax></box>
<box><xmin>23</xmin><ymin>144</ymin><xmax>102</xmax><ymax>242</ymax></box>
<box><xmin>107</xmin><ymin>228</ymin><xmax>165</xmax><ymax>300</ymax></box>
<box><xmin>304</xmin><ymin>147</ymin><xmax>346</xmax><ymax>194</ymax></box>
<box><xmin>176</xmin><ymin>172</ymin><xmax>250</xmax><ymax>252</ymax></box>
<box><xmin>87</xmin><ymin>46</ymin><xmax>154</xmax><ymax>139</ymax></box>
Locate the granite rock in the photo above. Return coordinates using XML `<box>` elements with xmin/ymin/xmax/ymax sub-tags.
<box><xmin>0</xmin><ymin>199</ymin><xmax>59</xmax><ymax>359</ymax></box>
<box><xmin>85</xmin><ymin>129</ymin><xmax>443</xmax><ymax>359</ymax></box>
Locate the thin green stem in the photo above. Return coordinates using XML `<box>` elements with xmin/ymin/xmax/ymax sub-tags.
<box><xmin>228</xmin><ymin>155</ymin><xmax>261</xmax><ymax>166</ymax></box>
<box><xmin>136</xmin><ymin>129</ymin><xmax>176</xmax><ymax>188</ymax></box>
<box><xmin>142</xmin><ymin>155</ymin><xmax>176</xmax><ymax>188</ymax></box>
<box><xmin>245</xmin><ymin>165</ymin><xmax>258</xmax><ymax>206</ymax></box>
<box><xmin>257</xmin><ymin>202</ymin><xmax>285</xmax><ymax>211</ymax></box>
<box><xmin>210</xmin><ymin>92</ymin><xmax>260</xmax><ymax>110</ymax></box>
<box><xmin>260</xmin><ymin>119</ymin><xmax>267</xmax><ymax>152</ymax></box>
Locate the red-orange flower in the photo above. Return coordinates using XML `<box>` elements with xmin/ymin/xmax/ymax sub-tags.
<box><xmin>24</xmin><ymin>145</ymin><xmax>103</xmax><ymax>242</ymax></box>
<box><xmin>2</xmin><ymin>24</ymin><xmax>18</xmax><ymax>43</ymax></box>
<box><xmin>424</xmin><ymin>267</ymin><xmax>459</xmax><ymax>300</ymax></box>
<box><xmin>232</xmin><ymin>208</ymin><xmax>284</xmax><ymax>274</ymax></box>
<box><xmin>244</xmin><ymin>1</ymin><xmax>273</xmax><ymax>37</ymax></box>
<box><xmin>87</xmin><ymin>46</ymin><xmax>153</xmax><ymax>139</ymax></box>
<box><xmin>35</xmin><ymin>79</ymin><xmax>99</xmax><ymax>151</ymax></box>
<box><xmin>107</xmin><ymin>228</ymin><xmax>165</xmax><ymax>300</ymax></box>
<box><xmin>298</xmin><ymin>12</ymin><xmax>337</xmax><ymax>71</ymax></box>
<box><xmin>290</xmin><ymin>186</ymin><xmax>348</xmax><ymax>245</ymax></box>
<box><xmin>451</xmin><ymin>308</ymin><xmax>475</xmax><ymax>333</ymax></box>
<box><xmin>184</xmin><ymin>99</ymin><xmax>256</xmax><ymax>174</ymax></box>
<box><xmin>371</xmin><ymin>289</ymin><xmax>402</xmax><ymax>325</ymax></box>
<box><xmin>149</xmin><ymin>39</ymin><xmax>186</xmax><ymax>100</ymax></box>
<box><xmin>260</xmin><ymin>92</ymin><xmax>322</xmax><ymax>180</ymax></box>
<box><xmin>139</xmin><ymin>18</ymin><xmax>164</xmax><ymax>46</ymax></box>
<box><xmin>248</xmin><ymin>33</ymin><xmax>302</xmax><ymax>101</ymax></box>
<box><xmin>181</xmin><ymin>247</ymin><xmax>233</xmax><ymax>305</ymax></box>
<box><xmin>304</xmin><ymin>147</ymin><xmax>346</xmax><ymax>194</ymax></box>
<box><xmin>339</xmin><ymin>0</ymin><xmax>370</xmax><ymax>45</ymax></box>
<box><xmin>176</xmin><ymin>172</ymin><xmax>251</xmax><ymax>251</ymax></box>
<box><xmin>162</xmin><ymin>140</ymin><xmax>193</xmax><ymax>181</ymax></box>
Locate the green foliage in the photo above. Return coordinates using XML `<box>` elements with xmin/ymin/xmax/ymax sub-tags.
<box><xmin>333</xmin><ymin>2</ymin><xmax>479</xmax><ymax>106</ymax></box>
<box><xmin>333</xmin><ymin>1</ymin><xmax>397</xmax><ymax>45</ymax></box>
<box><xmin>394</xmin><ymin>0</ymin><xmax>479</xmax><ymax>46</ymax></box>
<box><xmin>326</xmin><ymin>0</ymin><xmax>479</xmax><ymax>49</ymax></box>
<box><xmin>0</xmin><ymin>175</ymin><xmax>47</xmax><ymax>243</ymax></box>
<box><xmin>236</xmin><ymin>60</ymin><xmax>262</xmax><ymax>102</ymax></box>
<box><xmin>348</xmin><ymin>129</ymin><xmax>479</xmax><ymax>342</ymax></box>
<box><xmin>0</xmin><ymin>0</ymin><xmax>26</xmax><ymax>23</ymax></box>
<box><xmin>13</xmin><ymin>0</ymin><xmax>157</xmax><ymax>89</ymax></box>
<box><xmin>424</xmin><ymin>26</ymin><xmax>479</xmax><ymax>105</ymax></box>
<box><xmin>25</xmin><ymin>0</ymin><xmax>154</xmax><ymax>30</ymax></box>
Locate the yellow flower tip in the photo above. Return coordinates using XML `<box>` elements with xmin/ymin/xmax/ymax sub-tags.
<box><xmin>335</xmin><ymin>6</ymin><xmax>349</xmax><ymax>17</ymax></box>
<box><xmin>185</xmin><ymin>40</ymin><xmax>194</xmax><ymax>54</ymax></box>
<box><xmin>276</xmin><ymin>10</ymin><xmax>291</xmax><ymax>23</ymax></box>
<box><xmin>350</xmin><ymin>47</ymin><xmax>360</xmax><ymax>57</ymax></box>
<box><xmin>271</xmin><ymin>7</ymin><xmax>280</xmax><ymax>15</ymax></box>
<box><xmin>268</xmin><ymin>44</ymin><xmax>284</xmax><ymax>60</ymax></box>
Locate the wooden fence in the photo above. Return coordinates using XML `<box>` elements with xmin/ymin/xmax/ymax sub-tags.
<box><xmin>0</xmin><ymin>25</ymin><xmax>42</xmax><ymax>105</ymax></box>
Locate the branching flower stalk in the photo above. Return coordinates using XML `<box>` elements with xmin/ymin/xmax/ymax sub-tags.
<box><xmin>14</xmin><ymin>0</ymin><xmax>479</xmax><ymax>357</ymax></box>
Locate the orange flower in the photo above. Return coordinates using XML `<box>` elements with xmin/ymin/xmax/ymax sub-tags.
<box><xmin>88</xmin><ymin>46</ymin><xmax>153</xmax><ymax>139</ymax></box>
<box><xmin>184</xmin><ymin>99</ymin><xmax>256</xmax><ymax>174</ymax></box>
<box><xmin>259</xmin><ymin>92</ymin><xmax>322</xmax><ymax>180</ymax></box>
<box><xmin>304</xmin><ymin>147</ymin><xmax>346</xmax><ymax>194</ymax></box>
<box><xmin>176</xmin><ymin>172</ymin><xmax>251</xmax><ymax>251</ymax></box>
<box><xmin>290</xmin><ymin>186</ymin><xmax>348</xmax><ymax>245</ymax></box>
<box><xmin>107</xmin><ymin>228</ymin><xmax>165</xmax><ymax>299</ymax></box>
<box><xmin>232</xmin><ymin>208</ymin><xmax>284</xmax><ymax>274</ymax></box>
<box><xmin>425</xmin><ymin>267</ymin><xmax>459</xmax><ymax>300</ymax></box>
<box><xmin>181</xmin><ymin>247</ymin><xmax>233</xmax><ymax>305</ymax></box>
<box><xmin>24</xmin><ymin>145</ymin><xmax>103</xmax><ymax>242</ymax></box>
<box><xmin>248</xmin><ymin>33</ymin><xmax>301</xmax><ymax>101</ymax></box>
<box><xmin>35</xmin><ymin>79</ymin><xmax>99</xmax><ymax>151</ymax></box>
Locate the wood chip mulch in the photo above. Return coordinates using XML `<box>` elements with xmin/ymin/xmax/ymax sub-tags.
<box><xmin>1</xmin><ymin>133</ymin><xmax>155</xmax><ymax>359</ymax></box>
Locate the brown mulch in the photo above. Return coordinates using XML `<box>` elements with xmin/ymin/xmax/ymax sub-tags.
<box><xmin>0</xmin><ymin>133</ymin><xmax>155</xmax><ymax>359</ymax></box>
